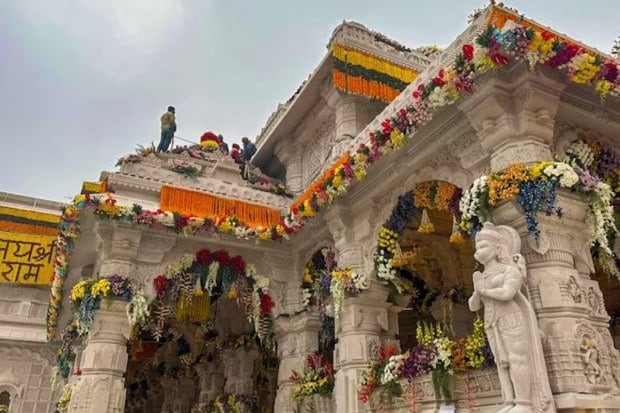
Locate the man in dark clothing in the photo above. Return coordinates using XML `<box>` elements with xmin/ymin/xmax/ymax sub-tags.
<box><xmin>241</xmin><ymin>137</ymin><xmax>257</xmax><ymax>161</ymax></box>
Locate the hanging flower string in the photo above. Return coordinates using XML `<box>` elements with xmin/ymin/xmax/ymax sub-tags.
<box><xmin>374</xmin><ymin>181</ymin><xmax>464</xmax><ymax>294</ymax></box>
<box><xmin>459</xmin><ymin>161</ymin><xmax>619</xmax><ymax>279</ymax></box>
<box><xmin>153</xmin><ymin>248</ymin><xmax>275</xmax><ymax>347</ymax></box>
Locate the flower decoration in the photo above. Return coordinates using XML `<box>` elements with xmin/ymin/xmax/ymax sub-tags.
<box><xmin>209</xmin><ymin>393</ymin><xmax>259</xmax><ymax>413</ymax></box>
<box><xmin>330</xmin><ymin>266</ymin><xmax>369</xmax><ymax>318</ymax></box>
<box><xmin>301</xmin><ymin>248</ymin><xmax>336</xmax><ymax>313</ymax></box>
<box><xmin>154</xmin><ymin>248</ymin><xmax>275</xmax><ymax>347</ymax></box>
<box><xmin>358</xmin><ymin>315</ymin><xmax>493</xmax><ymax>409</ymax></box>
<box><xmin>460</xmin><ymin>161</ymin><xmax>619</xmax><ymax>279</ymax></box>
<box><xmin>290</xmin><ymin>353</ymin><xmax>335</xmax><ymax>403</ymax></box>
<box><xmin>167</xmin><ymin>159</ymin><xmax>201</xmax><ymax>178</ymax></box>
<box><xmin>70</xmin><ymin>275</ymin><xmax>138</xmax><ymax>334</ymax></box>
<box><xmin>374</xmin><ymin>181</ymin><xmax>464</xmax><ymax>295</ymax></box>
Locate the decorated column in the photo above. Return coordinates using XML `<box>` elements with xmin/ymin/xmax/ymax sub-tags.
<box><xmin>67</xmin><ymin>300</ymin><xmax>131</xmax><ymax>413</ymax></box>
<box><xmin>273</xmin><ymin>310</ymin><xmax>321</xmax><ymax>413</ymax></box>
<box><xmin>331</xmin><ymin>91</ymin><xmax>384</xmax><ymax>163</ymax></box>
<box><xmin>324</xmin><ymin>205</ymin><xmax>395</xmax><ymax>412</ymax></box>
<box><xmin>460</xmin><ymin>64</ymin><xmax>620</xmax><ymax>410</ymax></box>
<box><xmin>221</xmin><ymin>346</ymin><xmax>259</xmax><ymax>405</ymax></box>
<box><xmin>194</xmin><ymin>362</ymin><xmax>224</xmax><ymax>408</ymax></box>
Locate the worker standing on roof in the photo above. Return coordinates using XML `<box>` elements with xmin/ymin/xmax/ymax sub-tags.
<box><xmin>157</xmin><ymin>106</ymin><xmax>176</xmax><ymax>153</ymax></box>
<box><xmin>241</xmin><ymin>137</ymin><xmax>257</xmax><ymax>161</ymax></box>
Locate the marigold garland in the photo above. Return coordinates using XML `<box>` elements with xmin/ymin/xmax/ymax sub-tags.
<box><xmin>160</xmin><ymin>185</ymin><xmax>282</xmax><ymax>228</ymax></box>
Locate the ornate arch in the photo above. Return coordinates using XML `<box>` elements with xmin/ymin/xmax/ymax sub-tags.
<box><xmin>370</xmin><ymin>180</ymin><xmax>469</xmax><ymax>295</ymax></box>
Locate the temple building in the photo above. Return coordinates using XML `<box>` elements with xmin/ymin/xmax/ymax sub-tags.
<box><xmin>1</xmin><ymin>3</ymin><xmax>620</xmax><ymax>413</ymax></box>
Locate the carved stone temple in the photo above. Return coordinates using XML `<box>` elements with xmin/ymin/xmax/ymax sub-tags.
<box><xmin>1</xmin><ymin>4</ymin><xmax>620</xmax><ymax>413</ymax></box>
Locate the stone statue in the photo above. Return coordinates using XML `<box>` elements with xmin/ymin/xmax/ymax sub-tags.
<box><xmin>468</xmin><ymin>223</ymin><xmax>554</xmax><ymax>413</ymax></box>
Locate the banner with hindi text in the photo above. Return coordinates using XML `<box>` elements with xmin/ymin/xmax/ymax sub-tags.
<box><xmin>0</xmin><ymin>231</ymin><xmax>56</xmax><ymax>285</ymax></box>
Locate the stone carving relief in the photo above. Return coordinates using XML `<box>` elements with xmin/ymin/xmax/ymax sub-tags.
<box><xmin>302</xmin><ymin>117</ymin><xmax>336</xmax><ymax>188</ymax></box>
<box><xmin>580</xmin><ymin>336</ymin><xmax>603</xmax><ymax>384</ymax></box>
<box><xmin>566</xmin><ymin>276</ymin><xmax>584</xmax><ymax>304</ymax></box>
<box><xmin>468</xmin><ymin>223</ymin><xmax>554</xmax><ymax>412</ymax></box>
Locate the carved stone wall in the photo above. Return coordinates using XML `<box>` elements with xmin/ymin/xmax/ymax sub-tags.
<box><xmin>0</xmin><ymin>344</ymin><xmax>58</xmax><ymax>413</ymax></box>
<box><xmin>301</xmin><ymin>115</ymin><xmax>336</xmax><ymax>188</ymax></box>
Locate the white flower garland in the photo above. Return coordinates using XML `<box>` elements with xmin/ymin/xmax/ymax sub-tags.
<box><xmin>204</xmin><ymin>262</ymin><xmax>220</xmax><ymax>294</ymax></box>
<box><xmin>127</xmin><ymin>290</ymin><xmax>150</xmax><ymax>328</ymax></box>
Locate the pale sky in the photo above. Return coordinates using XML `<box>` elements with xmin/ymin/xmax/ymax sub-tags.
<box><xmin>1</xmin><ymin>0</ymin><xmax>617</xmax><ymax>203</ymax></box>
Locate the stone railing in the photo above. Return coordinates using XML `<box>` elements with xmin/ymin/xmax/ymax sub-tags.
<box><xmin>112</xmin><ymin>152</ymin><xmax>291</xmax><ymax>212</ymax></box>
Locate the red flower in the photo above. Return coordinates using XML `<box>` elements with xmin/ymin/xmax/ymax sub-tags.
<box><xmin>379</xmin><ymin>344</ymin><xmax>398</xmax><ymax>362</ymax></box>
<box><xmin>381</xmin><ymin>120</ymin><xmax>393</xmax><ymax>135</ymax></box>
<box><xmin>196</xmin><ymin>249</ymin><xmax>212</xmax><ymax>265</ymax></box>
<box><xmin>153</xmin><ymin>275</ymin><xmax>168</xmax><ymax>298</ymax></box>
<box><xmin>432</xmin><ymin>73</ymin><xmax>445</xmax><ymax>87</ymax></box>
<box><xmin>214</xmin><ymin>249</ymin><xmax>230</xmax><ymax>266</ymax></box>
<box><xmin>259</xmin><ymin>294</ymin><xmax>275</xmax><ymax>316</ymax></box>
<box><xmin>462</xmin><ymin>44</ymin><xmax>474</xmax><ymax>61</ymax></box>
<box><xmin>541</xmin><ymin>31</ymin><xmax>555</xmax><ymax>41</ymax></box>
<box><xmin>230</xmin><ymin>255</ymin><xmax>246</xmax><ymax>274</ymax></box>
<box><xmin>490</xmin><ymin>53</ymin><xmax>509</xmax><ymax>65</ymax></box>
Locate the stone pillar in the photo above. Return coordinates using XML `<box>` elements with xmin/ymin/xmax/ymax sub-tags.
<box><xmin>493</xmin><ymin>194</ymin><xmax>620</xmax><ymax>410</ymax></box>
<box><xmin>68</xmin><ymin>300</ymin><xmax>131</xmax><ymax>413</ymax></box>
<box><xmin>324</xmin><ymin>205</ymin><xmax>394</xmax><ymax>412</ymax></box>
<box><xmin>333</xmin><ymin>94</ymin><xmax>384</xmax><ymax>162</ymax></box>
<box><xmin>273</xmin><ymin>312</ymin><xmax>321</xmax><ymax>413</ymax></box>
<box><xmin>194</xmin><ymin>362</ymin><xmax>224</xmax><ymax>408</ymax></box>
<box><xmin>461</xmin><ymin>64</ymin><xmax>620</xmax><ymax>410</ymax></box>
<box><xmin>276</xmin><ymin>147</ymin><xmax>304</xmax><ymax>194</ymax></box>
<box><xmin>335</xmin><ymin>282</ymin><xmax>391</xmax><ymax>413</ymax></box>
<box><xmin>221</xmin><ymin>347</ymin><xmax>259</xmax><ymax>396</ymax></box>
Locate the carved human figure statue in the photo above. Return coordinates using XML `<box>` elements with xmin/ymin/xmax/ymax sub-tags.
<box><xmin>468</xmin><ymin>223</ymin><xmax>554</xmax><ymax>413</ymax></box>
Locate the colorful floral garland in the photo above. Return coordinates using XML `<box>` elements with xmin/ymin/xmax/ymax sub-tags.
<box><xmin>374</xmin><ymin>181</ymin><xmax>464</xmax><ymax>295</ymax></box>
<box><xmin>152</xmin><ymin>247</ymin><xmax>275</xmax><ymax>346</ymax></box>
<box><xmin>359</xmin><ymin>316</ymin><xmax>493</xmax><ymax>407</ymax></box>
<box><xmin>46</xmin><ymin>194</ymin><xmax>290</xmax><ymax>339</ymax></box>
<box><xmin>290</xmin><ymin>353</ymin><xmax>335</xmax><ymax>403</ymax></box>
<box><xmin>332</xmin><ymin>44</ymin><xmax>418</xmax><ymax>102</ymax></box>
<box><xmin>207</xmin><ymin>393</ymin><xmax>258</xmax><ymax>413</ymax></box>
<box><xmin>70</xmin><ymin>275</ymin><xmax>139</xmax><ymax>334</ymax></box>
<box><xmin>459</xmin><ymin>161</ymin><xmax>618</xmax><ymax>278</ymax></box>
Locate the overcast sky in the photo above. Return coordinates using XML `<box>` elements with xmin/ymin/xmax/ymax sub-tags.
<box><xmin>1</xmin><ymin>0</ymin><xmax>617</xmax><ymax>203</ymax></box>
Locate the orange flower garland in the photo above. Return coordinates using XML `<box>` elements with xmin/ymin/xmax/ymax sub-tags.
<box><xmin>160</xmin><ymin>186</ymin><xmax>282</xmax><ymax>228</ymax></box>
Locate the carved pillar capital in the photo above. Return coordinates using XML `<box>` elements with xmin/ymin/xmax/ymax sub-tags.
<box><xmin>136</xmin><ymin>232</ymin><xmax>177</xmax><ymax>264</ymax></box>
<box><xmin>95</xmin><ymin>222</ymin><xmax>143</xmax><ymax>278</ymax></box>
<box><xmin>459</xmin><ymin>65</ymin><xmax>567</xmax><ymax>171</ymax></box>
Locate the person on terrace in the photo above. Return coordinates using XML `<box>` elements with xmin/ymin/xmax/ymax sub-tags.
<box><xmin>241</xmin><ymin>136</ymin><xmax>257</xmax><ymax>161</ymax></box>
<box><xmin>199</xmin><ymin>131</ymin><xmax>221</xmax><ymax>150</ymax></box>
<box><xmin>218</xmin><ymin>134</ymin><xmax>229</xmax><ymax>155</ymax></box>
<box><xmin>157</xmin><ymin>106</ymin><xmax>176</xmax><ymax>153</ymax></box>
<box><xmin>231</xmin><ymin>143</ymin><xmax>243</xmax><ymax>164</ymax></box>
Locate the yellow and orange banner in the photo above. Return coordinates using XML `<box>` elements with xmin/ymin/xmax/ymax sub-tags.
<box><xmin>0</xmin><ymin>231</ymin><xmax>56</xmax><ymax>285</ymax></box>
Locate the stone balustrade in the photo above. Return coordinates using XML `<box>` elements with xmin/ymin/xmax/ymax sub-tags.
<box><xmin>113</xmin><ymin>152</ymin><xmax>291</xmax><ymax>212</ymax></box>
